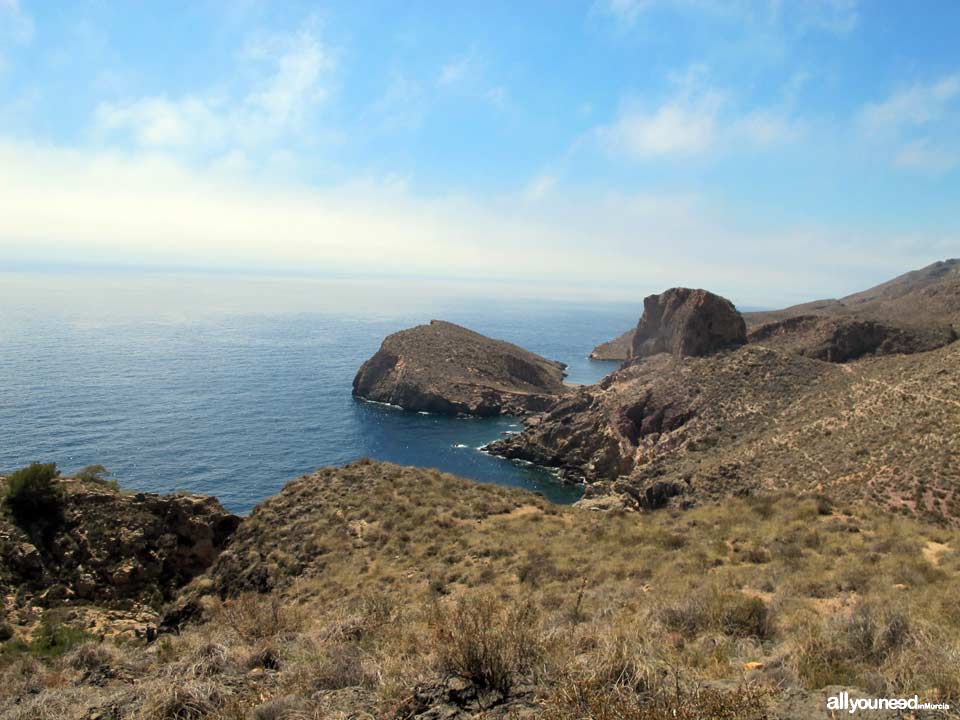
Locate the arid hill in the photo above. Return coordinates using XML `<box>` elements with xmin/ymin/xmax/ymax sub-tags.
<box><xmin>489</xmin><ymin>338</ymin><xmax>960</xmax><ymax>522</ymax></box>
<box><xmin>4</xmin><ymin>461</ymin><xmax>958</xmax><ymax>719</ymax></box>
<box><xmin>589</xmin><ymin>259</ymin><xmax>960</xmax><ymax>361</ymax></box>
<box><xmin>353</xmin><ymin>320</ymin><xmax>569</xmax><ymax>416</ymax></box>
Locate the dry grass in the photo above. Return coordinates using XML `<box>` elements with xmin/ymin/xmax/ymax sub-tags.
<box><xmin>2</xmin><ymin>461</ymin><xmax>959</xmax><ymax>718</ymax></box>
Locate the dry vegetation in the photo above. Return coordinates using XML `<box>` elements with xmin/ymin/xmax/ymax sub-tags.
<box><xmin>2</xmin><ymin>461</ymin><xmax>958</xmax><ymax>718</ymax></box>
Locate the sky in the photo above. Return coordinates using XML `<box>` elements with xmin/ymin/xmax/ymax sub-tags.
<box><xmin>0</xmin><ymin>0</ymin><xmax>958</xmax><ymax>305</ymax></box>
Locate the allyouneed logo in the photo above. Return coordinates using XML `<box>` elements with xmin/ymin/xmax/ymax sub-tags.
<box><xmin>827</xmin><ymin>691</ymin><xmax>951</xmax><ymax>714</ymax></box>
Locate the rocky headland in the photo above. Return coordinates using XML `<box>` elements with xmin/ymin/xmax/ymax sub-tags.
<box><xmin>630</xmin><ymin>287</ymin><xmax>747</xmax><ymax>359</ymax></box>
<box><xmin>589</xmin><ymin>258</ymin><xmax>960</xmax><ymax>361</ymax></box>
<box><xmin>353</xmin><ymin>320</ymin><xmax>569</xmax><ymax>416</ymax></box>
<box><xmin>492</xmin><ymin>263</ymin><xmax>959</xmax><ymax>518</ymax></box>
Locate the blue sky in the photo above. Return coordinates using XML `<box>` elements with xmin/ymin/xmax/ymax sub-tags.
<box><xmin>0</xmin><ymin>1</ymin><xmax>958</xmax><ymax>304</ymax></box>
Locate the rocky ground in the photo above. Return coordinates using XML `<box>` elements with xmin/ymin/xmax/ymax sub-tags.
<box><xmin>489</xmin><ymin>337</ymin><xmax>960</xmax><ymax>523</ymax></box>
<box><xmin>2</xmin><ymin>461</ymin><xmax>958</xmax><ymax>719</ymax></box>
<box><xmin>353</xmin><ymin>320</ymin><xmax>569</xmax><ymax>416</ymax></box>
<box><xmin>0</xmin><ymin>476</ymin><xmax>238</xmax><ymax>644</ymax></box>
<box><xmin>495</xmin><ymin>261</ymin><xmax>959</xmax><ymax>520</ymax></box>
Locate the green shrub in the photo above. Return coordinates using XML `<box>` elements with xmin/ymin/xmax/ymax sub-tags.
<box><xmin>30</xmin><ymin>615</ymin><xmax>92</xmax><ymax>658</ymax></box>
<box><xmin>3</xmin><ymin>462</ymin><xmax>63</xmax><ymax>529</ymax></box>
<box><xmin>74</xmin><ymin>464</ymin><xmax>119</xmax><ymax>490</ymax></box>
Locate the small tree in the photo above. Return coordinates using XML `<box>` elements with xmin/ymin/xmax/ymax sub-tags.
<box><xmin>3</xmin><ymin>462</ymin><xmax>64</xmax><ymax>529</ymax></box>
<box><xmin>75</xmin><ymin>464</ymin><xmax>118</xmax><ymax>489</ymax></box>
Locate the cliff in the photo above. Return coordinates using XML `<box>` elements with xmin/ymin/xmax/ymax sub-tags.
<box><xmin>488</xmin><ymin>337</ymin><xmax>960</xmax><ymax>520</ymax></box>
<box><xmin>589</xmin><ymin>258</ymin><xmax>960</xmax><ymax>361</ymax></box>
<box><xmin>353</xmin><ymin>320</ymin><xmax>569</xmax><ymax>416</ymax></box>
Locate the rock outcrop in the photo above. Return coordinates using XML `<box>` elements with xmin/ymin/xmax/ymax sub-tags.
<box><xmin>353</xmin><ymin>320</ymin><xmax>568</xmax><ymax>416</ymax></box>
<box><xmin>747</xmin><ymin>315</ymin><xmax>956</xmax><ymax>363</ymax></box>
<box><xmin>489</xmin><ymin>338</ymin><xmax>960</xmax><ymax>521</ymax></box>
<box><xmin>591</xmin><ymin>259</ymin><xmax>959</xmax><ymax>362</ymax></box>
<box><xmin>630</xmin><ymin>288</ymin><xmax>747</xmax><ymax>359</ymax></box>
<box><xmin>588</xmin><ymin>328</ymin><xmax>634</xmax><ymax>361</ymax></box>
<box><xmin>0</xmin><ymin>477</ymin><xmax>239</xmax><ymax>609</ymax></box>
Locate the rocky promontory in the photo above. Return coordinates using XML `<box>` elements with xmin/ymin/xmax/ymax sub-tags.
<box><xmin>0</xmin><ymin>472</ymin><xmax>239</xmax><ymax>613</ymax></box>
<box><xmin>591</xmin><ymin>259</ymin><xmax>960</xmax><ymax>361</ymax></box>
<box><xmin>587</xmin><ymin>287</ymin><xmax>746</xmax><ymax>361</ymax></box>
<box><xmin>353</xmin><ymin>320</ymin><xmax>569</xmax><ymax>416</ymax></box>
<box><xmin>631</xmin><ymin>287</ymin><xmax>747</xmax><ymax>358</ymax></box>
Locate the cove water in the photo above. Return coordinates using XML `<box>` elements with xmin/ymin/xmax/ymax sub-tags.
<box><xmin>0</xmin><ymin>273</ymin><xmax>640</xmax><ymax>513</ymax></box>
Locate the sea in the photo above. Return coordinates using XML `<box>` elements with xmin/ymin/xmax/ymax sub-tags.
<box><xmin>0</xmin><ymin>272</ymin><xmax>641</xmax><ymax>514</ymax></box>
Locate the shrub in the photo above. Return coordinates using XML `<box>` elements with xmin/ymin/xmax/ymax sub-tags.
<box><xmin>430</xmin><ymin>592</ymin><xmax>541</xmax><ymax>694</ymax></box>
<box><xmin>720</xmin><ymin>596</ymin><xmax>771</xmax><ymax>640</ymax></box>
<box><xmin>3</xmin><ymin>462</ymin><xmax>63</xmax><ymax>529</ymax></box>
<box><xmin>31</xmin><ymin>615</ymin><xmax>92</xmax><ymax>658</ymax></box>
<box><xmin>74</xmin><ymin>464</ymin><xmax>119</xmax><ymax>490</ymax></box>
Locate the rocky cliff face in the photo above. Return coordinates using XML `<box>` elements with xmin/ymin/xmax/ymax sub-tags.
<box><xmin>630</xmin><ymin>288</ymin><xmax>747</xmax><ymax>359</ymax></box>
<box><xmin>587</xmin><ymin>328</ymin><xmax>634</xmax><ymax>360</ymax></box>
<box><xmin>747</xmin><ymin>315</ymin><xmax>956</xmax><ymax>362</ymax></box>
<box><xmin>353</xmin><ymin>320</ymin><xmax>569</xmax><ymax>416</ymax></box>
<box><xmin>489</xmin><ymin>339</ymin><xmax>960</xmax><ymax>522</ymax></box>
<box><xmin>0</xmin><ymin>477</ymin><xmax>239</xmax><ymax>610</ymax></box>
<box><xmin>590</xmin><ymin>259</ymin><xmax>960</xmax><ymax>362</ymax></box>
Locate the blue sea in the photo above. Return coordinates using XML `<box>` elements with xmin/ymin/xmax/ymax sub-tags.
<box><xmin>0</xmin><ymin>273</ymin><xmax>640</xmax><ymax>513</ymax></box>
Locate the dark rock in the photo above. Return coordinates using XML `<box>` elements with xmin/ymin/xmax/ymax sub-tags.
<box><xmin>353</xmin><ymin>320</ymin><xmax>569</xmax><ymax>416</ymax></box>
<box><xmin>630</xmin><ymin>288</ymin><xmax>746</xmax><ymax>359</ymax></box>
<box><xmin>0</xmin><ymin>477</ymin><xmax>239</xmax><ymax>610</ymax></box>
<box><xmin>748</xmin><ymin>315</ymin><xmax>956</xmax><ymax>362</ymax></box>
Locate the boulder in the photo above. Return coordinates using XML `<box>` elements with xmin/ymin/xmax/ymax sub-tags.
<box><xmin>353</xmin><ymin>320</ymin><xmax>568</xmax><ymax>416</ymax></box>
<box><xmin>630</xmin><ymin>288</ymin><xmax>746</xmax><ymax>359</ymax></box>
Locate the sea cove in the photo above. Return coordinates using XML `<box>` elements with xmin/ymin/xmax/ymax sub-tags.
<box><xmin>0</xmin><ymin>273</ymin><xmax>631</xmax><ymax>512</ymax></box>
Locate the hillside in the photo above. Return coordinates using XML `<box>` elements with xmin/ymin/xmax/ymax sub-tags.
<box><xmin>589</xmin><ymin>259</ymin><xmax>960</xmax><ymax>360</ymax></box>
<box><xmin>3</xmin><ymin>461</ymin><xmax>958</xmax><ymax>719</ymax></box>
<box><xmin>489</xmin><ymin>338</ymin><xmax>960</xmax><ymax>523</ymax></box>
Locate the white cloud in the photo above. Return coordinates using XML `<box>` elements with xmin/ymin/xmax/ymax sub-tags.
<box><xmin>0</xmin><ymin>0</ymin><xmax>33</xmax><ymax>44</ymax></box>
<box><xmin>602</xmin><ymin>0</ymin><xmax>652</xmax><ymax>26</ymax></box>
<box><xmin>599</xmin><ymin>91</ymin><xmax>722</xmax><ymax>158</ymax></box>
<box><xmin>596</xmin><ymin>77</ymin><xmax>800</xmax><ymax>160</ymax></box>
<box><xmin>439</xmin><ymin>55</ymin><xmax>473</xmax><ymax>87</ymax></box>
<box><xmin>893</xmin><ymin>138</ymin><xmax>959</xmax><ymax>174</ymax></box>
<box><xmin>0</xmin><ymin>137</ymin><xmax>944</xmax><ymax>306</ymax></box>
<box><xmin>733</xmin><ymin>109</ymin><xmax>802</xmax><ymax>146</ymax></box>
<box><xmin>523</xmin><ymin>172</ymin><xmax>558</xmax><ymax>201</ymax></box>
<box><xmin>858</xmin><ymin>73</ymin><xmax>960</xmax><ymax>174</ymax></box>
<box><xmin>859</xmin><ymin>74</ymin><xmax>960</xmax><ymax>135</ymax></box>
<box><xmin>95</xmin><ymin>26</ymin><xmax>333</xmax><ymax>155</ymax></box>
<box><xmin>599</xmin><ymin>0</ymin><xmax>858</xmax><ymax>34</ymax></box>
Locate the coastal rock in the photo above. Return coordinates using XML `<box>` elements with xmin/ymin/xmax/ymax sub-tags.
<box><xmin>747</xmin><ymin>315</ymin><xmax>956</xmax><ymax>362</ymax></box>
<box><xmin>630</xmin><ymin>288</ymin><xmax>746</xmax><ymax>359</ymax></box>
<box><xmin>588</xmin><ymin>328</ymin><xmax>634</xmax><ymax>361</ymax></box>
<box><xmin>591</xmin><ymin>258</ymin><xmax>960</xmax><ymax>362</ymax></box>
<box><xmin>0</xmin><ymin>476</ymin><xmax>239</xmax><ymax>609</ymax></box>
<box><xmin>489</xmin><ymin>336</ymin><xmax>960</xmax><ymax>521</ymax></box>
<box><xmin>353</xmin><ymin>320</ymin><xmax>568</xmax><ymax>416</ymax></box>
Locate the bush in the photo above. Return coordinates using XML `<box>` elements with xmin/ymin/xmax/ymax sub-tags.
<box><xmin>3</xmin><ymin>462</ymin><xmax>63</xmax><ymax>527</ymax></box>
<box><xmin>74</xmin><ymin>464</ymin><xmax>118</xmax><ymax>490</ymax></box>
<box><xmin>430</xmin><ymin>592</ymin><xmax>541</xmax><ymax>694</ymax></box>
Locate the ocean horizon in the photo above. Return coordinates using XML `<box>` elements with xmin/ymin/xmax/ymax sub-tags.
<box><xmin>0</xmin><ymin>271</ymin><xmax>647</xmax><ymax>512</ymax></box>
